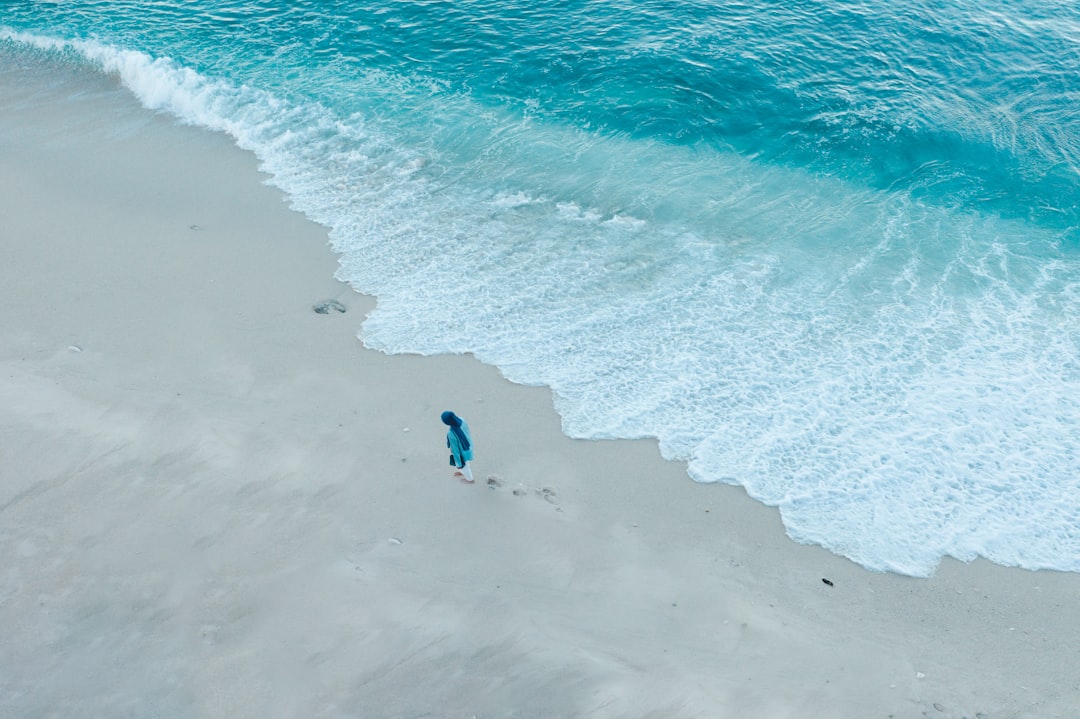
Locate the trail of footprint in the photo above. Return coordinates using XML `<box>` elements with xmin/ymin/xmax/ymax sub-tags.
<box><xmin>484</xmin><ymin>475</ymin><xmax>520</xmax><ymax>493</ymax></box>
<box><xmin>486</xmin><ymin>475</ymin><xmax>559</xmax><ymax>506</ymax></box>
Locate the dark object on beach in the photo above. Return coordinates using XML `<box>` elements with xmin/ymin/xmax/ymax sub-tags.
<box><xmin>822</xmin><ymin>578</ymin><xmax>834</xmax><ymax>586</ymax></box>
<box><xmin>313</xmin><ymin>300</ymin><xmax>347</xmax><ymax>314</ymax></box>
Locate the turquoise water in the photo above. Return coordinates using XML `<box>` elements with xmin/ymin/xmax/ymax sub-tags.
<box><xmin>3</xmin><ymin>0</ymin><xmax>1079</xmax><ymax>576</ymax></box>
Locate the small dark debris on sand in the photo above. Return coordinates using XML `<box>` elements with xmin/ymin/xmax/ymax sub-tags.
<box><xmin>822</xmin><ymin>578</ymin><xmax>834</xmax><ymax>587</ymax></box>
<box><xmin>313</xmin><ymin>300</ymin><xmax>347</xmax><ymax>314</ymax></box>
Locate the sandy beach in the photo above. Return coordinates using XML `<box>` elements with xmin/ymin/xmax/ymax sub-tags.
<box><xmin>2</xmin><ymin>59</ymin><xmax>1079</xmax><ymax>719</ymax></box>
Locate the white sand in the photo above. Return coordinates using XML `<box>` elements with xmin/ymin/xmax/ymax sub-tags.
<box><xmin>2</xmin><ymin>60</ymin><xmax>1078</xmax><ymax>719</ymax></box>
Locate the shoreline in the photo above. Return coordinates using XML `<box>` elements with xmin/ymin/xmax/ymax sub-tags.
<box><xmin>2</xmin><ymin>59</ymin><xmax>1078</xmax><ymax>718</ymax></box>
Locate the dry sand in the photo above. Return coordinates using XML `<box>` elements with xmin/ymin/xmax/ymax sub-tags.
<box><xmin>2</xmin><ymin>59</ymin><xmax>1078</xmax><ymax>719</ymax></box>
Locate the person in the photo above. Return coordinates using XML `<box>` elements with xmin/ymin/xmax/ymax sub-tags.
<box><xmin>441</xmin><ymin>410</ymin><xmax>475</xmax><ymax>483</ymax></box>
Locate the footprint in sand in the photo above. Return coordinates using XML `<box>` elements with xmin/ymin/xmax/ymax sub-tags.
<box><xmin>537</xmin><ymin>487</ymin><xmax>559</xmax><ymax>505</ymax></box>
<box><xmin>485</xmin><ymin>474</ymin><xmax>524</xmax><ymax>494</ymax></box>
<box><xmin>486</xmin><ymin>474</ymin><xmax>527</xmax><ymax>497</ymax></box>
<box><xmin>312</xmin><ymin>299</ymin><xmax>347</xmax><ymax>314</ymax></box>
<box><xmin>486</xmin><ymin>475</ymin><xmax>559</xmax><ymax>506</ymax></box>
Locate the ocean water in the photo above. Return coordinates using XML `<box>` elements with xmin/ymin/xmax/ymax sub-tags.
<box><xmin>3</xmin><ymin>0</ymin><xmax>1079</xmax><ymax>577</ymax></box>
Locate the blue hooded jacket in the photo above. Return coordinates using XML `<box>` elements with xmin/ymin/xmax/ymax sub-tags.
<box><xmin>441</xmin><ymin>411</ymin><xmax>474</xmax><ymax>466</ymax></box>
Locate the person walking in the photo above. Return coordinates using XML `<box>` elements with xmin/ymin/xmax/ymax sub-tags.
<box><xmin>441</xmin><ymin>410</ymin><xmax>475</xmax><ymax>483</ymax></box>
